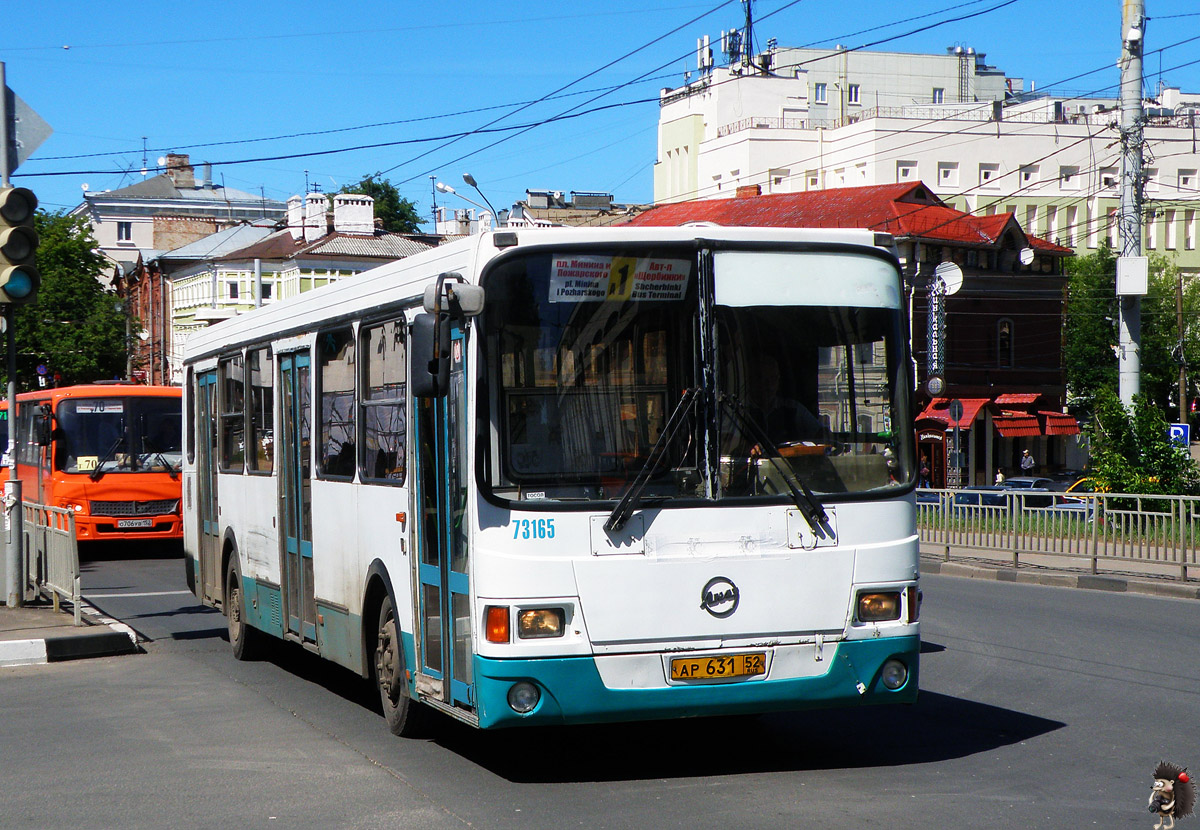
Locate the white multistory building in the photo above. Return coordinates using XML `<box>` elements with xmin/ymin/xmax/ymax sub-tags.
<box><xmin>655</xmin><ymin>43</ymin><xmax>1200</xmax><ymax>275</ymax></box>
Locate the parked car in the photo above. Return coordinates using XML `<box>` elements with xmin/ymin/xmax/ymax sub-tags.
<box><xmin>948</xmin><ymin>486</ymin><xmax>1094</xmax><ymax>520</ymax></box>
<box><xmin>999</xmin><ymin>476</ymin><xmax>1054</xmax><ymax>490</ymax></box>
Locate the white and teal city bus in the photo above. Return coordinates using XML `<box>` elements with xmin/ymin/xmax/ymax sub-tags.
<box><xmin>181</xmin><ymin>226</ymin><xmax>920</xmax><ymax>735</ymax></box>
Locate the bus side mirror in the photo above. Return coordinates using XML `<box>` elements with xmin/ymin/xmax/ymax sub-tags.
<box><xmin>411</xmin><ymin>312</ymin><xmax>450</xmax><ymax>399</ymax></box>
<box><xmin>35</xmin><ymin>411</ymin><xmax>51</xmax><ymax>447</ymax></box>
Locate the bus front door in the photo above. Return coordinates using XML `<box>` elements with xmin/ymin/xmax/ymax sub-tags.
<box><xmin>196</xmin><ymin>369</ymin><xmax>222</xmax><ymax>604</ymax></box>
<box><xmin>279</xmin><ymin>351</ymin><xmax>316</xmax><ymax>642</ymax></box>
<box><xmin>415</xmin><ymin>326</ymin><xmax>474</xmax><ymax>711</ymax></box>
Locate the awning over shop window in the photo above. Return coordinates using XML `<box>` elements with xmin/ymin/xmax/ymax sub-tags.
<box><xmin>1041</xmin><ymin>411</ymin><xmax>1081</xmax><ymax>436</ymax></box>
<box><xmin>916</xmin><ymin>397</ymin><xmax>991</xmax><ymax>429</ymax></box>
<box><xmin>993</xmin><ymin>413</ymin><xmax>1041</xmax><ymax>437</ymax></box>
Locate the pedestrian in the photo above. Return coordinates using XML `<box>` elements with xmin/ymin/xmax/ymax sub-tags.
<box><xmin>918</xmin><ymin>455</ymin><xmax>931</xmax><ymax>488</ymax></box>
<box><xmin>995</xmin><ymin>468</ymin><xmax>1006</xmax><ymax>484</ymax></box>
<box><xmin>1020</xmin><ymin>449</ymin><xmax>1035</xmax><ymax>474</ymax></box>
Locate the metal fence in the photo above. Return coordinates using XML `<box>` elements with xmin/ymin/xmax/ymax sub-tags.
<box><xmin>918</xmin><ymin>489</ymin><xmax>1200</xmax><ymax>580</ymax></box>
<box><xmin>11</xmin><ymin>501</ymin><xmax>81</xmax><ymax>624</ymax></box>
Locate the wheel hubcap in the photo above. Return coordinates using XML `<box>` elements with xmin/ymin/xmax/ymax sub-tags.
<box><xmin>376</xmin><ymin>619</ymin><xmax>400</xmax><ymax>699</ymax></box>
<box><xmin>228</xmin><ymin>583</ymin><xmax>241</xmax><ymax>643</ymax></box>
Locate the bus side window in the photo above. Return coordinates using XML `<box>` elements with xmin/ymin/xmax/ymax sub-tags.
<box><xmin>318</xmin><ymin>327</ymin><xmax>356</xmax><ymax>479</ymax></box>
<box><xmin>359</xmin><ymin>319</ymin><xmax>406</xmax><ymax>485</ymax></box>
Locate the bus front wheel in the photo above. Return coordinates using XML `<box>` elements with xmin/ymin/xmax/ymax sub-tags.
<box><xmin>375</xmin><ymin>595</ymin><xmax>430</xmax><ymax>737</ymax></box>
<box><xmin>226</xmin><ymin>560</ymin><xmax>262</xmax><ymax>661</ymax></box>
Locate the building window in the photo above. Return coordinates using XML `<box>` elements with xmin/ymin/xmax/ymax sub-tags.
<box><xmin>359</xmin><ymin>319</ymin><xmax>407</xmax><ymax>484</ymax></box>
<box><xmin>1025</xmin><ymin>205</ymin><xmax>1038</xmax><ymax>237</ymax></box>
<box><xmin>1145</xmin><ymin>168</ymin><xmax>1160</xmax><ymax>192</ymax></box>
<box><xmin>813</xmin><ymin>82</ymin><xmax>827</xmax><ymax>104</ymax></box>
<box><xmin>1166</xmin><ymin>209</ymin><xmax>1178</xmax><ymax>250</ymax></box>
<box><xmin>997</xmin><ymin>319</ymin><xmax>1014</xmax><ymax>368</ymax></box>
<box><xmin>318</xmin><ymin>327</ymin><xmax>356</xmax><ymax>479</ymax></box>
<box><xmin>1187</xmin><ymin>209</ymin><xmax>1196</xmax><ymax>251</ymax></box>
<box><xmin>896</xmin><ymin>161</ymin><xmax>917</xmax><ymax>181</ymax></box>
<box><xmin>806</xmin><ymin>170</ymin><xmax>819</xmax><ymax>190</ymax></box>
<box><xmin>932</xmin><ymin>88</ymin><xmax>945</xmax><ymax>104</ymax></box>
<box><xmin>247</xmin><ymin>347</ymin><xmax>273</xmax><ymax>474</ymax></box>
<box><xmin>116</xmin><ymin>221</ymin><xmax>132</xmax><ymax>242</ymax></box>
<box><xmin>227</xmin><ymin>281</ymin><xmax>239</xmax><ymax>300</ymax></box>
<box><xmin>847</xmin><ymin>83</ymin><xmax>860</xmax><ymax>104</ymax></box>
<box><xmin>979</xmin><ymin>163</ymin><xmax>1000</xmax><ymax>189</ymax></box>
<box><xmin>1059</xmin><ymin>165</ymin><xmax>1080</xmax><ymax>190</ymax></box>
<box><xmin>1100</xmin><ymin>167</ymin><xmax>1118</xmax><ymax>189</ymax></box>
<box><xmin>1020</xmin><ymin>164</ymin><xmax>1040</xmax><ymax>185</ymax></box>
<box><xmin>1179</xmin><ymin>169</ymin><xmax>1196</xmax><ymax>192</ymax></box>
<box><xmin>261</xmin><ymin>281</ymin><xmax>273</xmax><ymax>301</ymax></box>
<box><xmin>937</xmin><ymin>162</ymin><xmax>959</xmax><ymax>186</ymax></box>
<box><xmin>1148</xmin><ymin>212</ymin><xmax>1159</xmax><ymax>249</ymax></box>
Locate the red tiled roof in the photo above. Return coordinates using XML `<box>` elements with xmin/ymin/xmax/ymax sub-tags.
<box><xmin>628</xmin><ymin>183</ymin><xmax>1073</xmax><ymax>253</ymax></box>
<box><xmin>993</xmin><ymin>414</ymin><xmax>1042</xmax><ymax>437</ymax></box>
<box><xmin>916</xmin><ymin>397</ymin><xmax>991</xmax><ymax>429</ymax></box>
<box><xmin>1041</xmin><ymin>411</ymin><xmax>1081</xmax><ymax>436</ymax></box>
<box><xmin>993</xmin><ymin>393</ymin><xmax>1041</xmax><ymax>407</ymax></box>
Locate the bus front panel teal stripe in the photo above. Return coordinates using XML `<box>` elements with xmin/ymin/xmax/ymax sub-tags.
<box><xmin>472</xmin><ymin>636</ymin><xmax>919</xmax><ymax>729</ymax></box>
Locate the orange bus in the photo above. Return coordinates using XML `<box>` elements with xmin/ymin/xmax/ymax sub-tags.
<box><xmin>1</xmin><ymin>383</ymin><xmax>183</xmax><ymax>542</ymax></box>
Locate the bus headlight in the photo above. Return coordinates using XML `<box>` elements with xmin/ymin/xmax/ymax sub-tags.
<box><xmin>880</xmin><ymin>659</ymin><xmax>908</xmax><ymax>690</ymax></box>
<box><xmin>517</xmin><ymin>608</ymin><xmax>564</xmax><ymax>639</ymax></box>
<box><xmin>507</xmin><ymin>682</ymin><xmax>541</xmax><ymax>714</ymax></box>
<box><xmin>857</xmin><ymin>591</ymin><xmax>901</xmax><ymax>622</ymax></box>
<box><xmin>60</xmin><ymin>500</ymin><xmax>85</xmax><ymax>513</ymax></box>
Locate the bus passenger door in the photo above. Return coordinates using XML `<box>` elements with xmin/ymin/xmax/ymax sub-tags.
<box><xmin>415</xmin><ymin>326</ymin><xmax>473</xmax><ymax>711</ymax></box>
<box><xmin>279</xmin><ymin>351</ymin><xmax>316</xmax><ymax>642</ymax></box>
<box><xmin>196</xmin><ymin>370</ymin><xmax>222</xmax><ymax>604</ymax></box>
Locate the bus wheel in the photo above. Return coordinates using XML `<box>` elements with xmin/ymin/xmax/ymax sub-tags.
<box><xmin>375</xmin><ymin>595</ymin><xmax>429</xmax><ymax>737</ymax></box>
<box><xmin>226</xmin><ymin>560</ymin><xmax>261</xmax><ymax>661</ymax></box>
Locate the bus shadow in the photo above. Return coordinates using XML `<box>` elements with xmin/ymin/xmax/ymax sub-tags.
<box><xmin>433</xmin><ymin>692</ymin><xmax>1063</xmax><ymax>783</ymax></box>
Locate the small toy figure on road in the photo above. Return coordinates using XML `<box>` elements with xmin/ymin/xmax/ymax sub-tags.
<box><xmin>1149</xmin><ymin>761</ymin><xmax>1195</xmax><ymax>829</ymax></box>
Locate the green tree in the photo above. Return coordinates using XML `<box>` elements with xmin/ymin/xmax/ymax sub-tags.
<box><xmin>1088</xmin><ymin>387</ymin><xmax>1200</xmax><ymax>495</ymax></box>
<box><xmin>1063</xmin><ymin>246</ymin><xmax>1200</xmax><ymax>420</ymax></box>
<box><xmin>1</xmin><ymin>211</ymin><xmax>126</xmax><ymax>390</ymax></box>
<box><xmin>338</xmin><ymin>176</ymin><xmax>423</xmax><ymax>234</ymax></box>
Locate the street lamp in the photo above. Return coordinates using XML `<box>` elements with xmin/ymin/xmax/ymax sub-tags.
<box><xmin>462</xmin><ymin>172</ymin><xmax>499</xmax><ymax>218</ymax></box>
<box><xmin>435</xmin><ymin>182</ymin><xmax>495</xmax><ymax>232</ymax></box>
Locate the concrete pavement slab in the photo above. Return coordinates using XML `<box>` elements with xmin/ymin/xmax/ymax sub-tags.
<box><xmin>0</xmin><ymin>602</ymin><xmax>140</xmax><ymax>667</ymax></box>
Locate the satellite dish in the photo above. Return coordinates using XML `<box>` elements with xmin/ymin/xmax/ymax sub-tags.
<box><xmin>1019</xmin><ymin>247</ymin><xmax>1035</xmax><ymax>266</ymax></box>
<box><xmin>80</xmin><ymin>183</ymin><xmax>89</xmax><ymax>191</ymax></box>
<box><xmin>934</xmin><ymin>261</ymin><xmax>964</xmax><ymax>296</ymax></box>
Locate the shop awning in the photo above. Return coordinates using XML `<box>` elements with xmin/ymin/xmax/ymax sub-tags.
<box><xmin>916</xmin><ymin>397</ymin><xmax>991</xmax><ymax>429</ymax></box>
<box><xmin>993</xmin><ymin>413</ymin><xmax>1042</xmax><ymax>437</ymax></box>
<box><xmin>1041</xmin><ymin>411</ymin><xmax>1081</xmax><ymax>436</ymax></box>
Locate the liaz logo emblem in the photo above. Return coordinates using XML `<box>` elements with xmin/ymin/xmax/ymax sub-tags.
<box><xmin>700</xmin><ymin>576</ymin><xmax>739</xmax><ymax>618</ymax></box>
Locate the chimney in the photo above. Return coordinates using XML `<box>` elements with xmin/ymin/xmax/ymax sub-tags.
<box><xmin>304</xmin><ymin>193</ymin><xmax>329</xmax><ymax>243</ymax></box>
<box><xmin>287</xmin><ymin>196</ymin><xmax>304</xmax><ymax>241</ymax></box>
<box><xmin>165</xmin><ymin>153</ymin><xmax>195</xmax><ymax>189</ymax></box>
<box><xmin>197</xmin><ymin>162</ymin><xmax>212</xmax><ymax>189</ymax></box>
<box><xmin>332</xmin><ymin>194</ymin><xmax>375</xmax><ymax>235</ymax></box>
<box><xmin>736</xmin><ymin>184</ymin><xmax>762</xmax><ymax>198</ymax></box>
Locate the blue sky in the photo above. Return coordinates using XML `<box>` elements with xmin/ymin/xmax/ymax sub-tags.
<box><xmin>6</xmin><ymin>1</ymin><xmax>1200</xmax><ymax>228</ymax></box>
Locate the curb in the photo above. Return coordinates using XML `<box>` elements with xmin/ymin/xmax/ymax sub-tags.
<box><xmin>921</xmin><ymin>557</ymin><xmax>1200</xmax><ymax>600</ymax></box>
<box><xmin>0</xmin><ymin>601</ymin><xmax>141</xmax><ymax>668</ymax></box>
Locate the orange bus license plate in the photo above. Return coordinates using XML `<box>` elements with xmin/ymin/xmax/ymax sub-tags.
<box><xmin>670</xmin><ymin>652</ymin><xmax>766</xmax><ymax>681</ymax></box>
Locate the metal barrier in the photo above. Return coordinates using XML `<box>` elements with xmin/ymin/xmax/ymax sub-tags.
<box><xmin>15</xmin><ymin>501</ymin><xmax>82</xmax><ymax>624</ymax></box>
<box><xmin>918</xmin><ymin>489</ymin><xmax>1200</xmax><ymax>580</ymax></box>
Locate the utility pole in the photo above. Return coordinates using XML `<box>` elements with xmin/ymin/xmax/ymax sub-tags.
<box><xmin>0</xmin><ymin>61</ymin><xmax>20</xmax><ymax>607</ymax></box>
<box><xmin>1117</xmin><ymin>0</ymin><xmax>1147</xmax><ymax>407</ymax></box>
<box><xmin>1179</xmin><ymin>270</ymin><xmax>1188</xmax><ymax>420</ymax></box>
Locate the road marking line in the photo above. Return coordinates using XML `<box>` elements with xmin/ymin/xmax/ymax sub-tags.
<box><xmin>84</xmin><ymin>590</ymin><xmax>193</xmax><ymax>598</ymax></box>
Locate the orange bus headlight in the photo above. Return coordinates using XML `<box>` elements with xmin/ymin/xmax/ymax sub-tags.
<box><xmin>517</xmin><ymin>608</ymin><xmax>564</xmax><ymax>639</ymax></box>
<box><xmin>857</xmin><ymin>591</ymin><xmax>901</xmax><ymax>622</ymax></box>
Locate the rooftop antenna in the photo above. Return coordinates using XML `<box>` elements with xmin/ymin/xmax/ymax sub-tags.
<box><xmin>140</xmin><ymin>136</ymin><xmax>148</xmax><ymax>178</ymax></box>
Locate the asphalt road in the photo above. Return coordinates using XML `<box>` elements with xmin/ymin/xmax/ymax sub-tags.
<box><xmin>1</xmin><ymin>544</ymin><xmax>1195</xmax><ymax>828</ymax></box>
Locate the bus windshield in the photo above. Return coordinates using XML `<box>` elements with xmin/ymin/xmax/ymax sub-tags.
<box><xmin>482</xmin><ymin>245</ymin><xmax>912</xmax><ymax>504</ymax></box>
<box><xmin>54</xmin><ymin>396</ymin><xmax>182</xmax><ymax>475</ymax></box>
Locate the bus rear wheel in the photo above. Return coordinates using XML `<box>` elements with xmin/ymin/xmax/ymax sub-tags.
<box><xmin>226</xmin><ymin>560</ymin><xmax>262</xmax><ymax>661</ymax></box>
<box><xmin>375</xmin><ymin>595</ymin><xmax>429</xmax><ymax>737</ymax></box>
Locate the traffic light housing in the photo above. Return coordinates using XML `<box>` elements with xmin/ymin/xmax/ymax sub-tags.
<box><xmin>0</xmin><ymin>186</ymin><xmax>38</xmax><ymax>305</ymax></box>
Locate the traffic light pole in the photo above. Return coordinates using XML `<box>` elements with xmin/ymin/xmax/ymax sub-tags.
<box><xmin>0</xmin><ymin>61</ymin><xmax>22</xmax><ymax>608</ymax></box>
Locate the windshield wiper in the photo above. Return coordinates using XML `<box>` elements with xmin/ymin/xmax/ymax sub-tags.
<box><xmin>719</xmin><ymin>393</ymin><xmax>829</xmax><ymax>530</ymax></box>
<box><xmin>141</xmin><ymin>439</ymin><xmax>179</xmax><ymax>480</ymax></box>
<box><xmin>88</xmin><ymin>435</ymin><xmax>126</xmax><ymax>481</ymax></box>
<box><xmin>604</xmin><ymin>387</ymin><xmax>699</xmax><ymax>533</ymax></box>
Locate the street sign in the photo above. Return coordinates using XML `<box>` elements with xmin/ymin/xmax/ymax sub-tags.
<box><xmin>948</xmin><ymin>398</ymin><xmax>964</xmax><ymax>423</ymax></box>
<box><xmin>1169</xmin><ymin>423</ymin><xmax>1190</xmax><ymax>448</ymax></box>
<box><xmin>5</xmin><ymin>88</ymin><xmax>51</xmax><ymax>174</ymax></box>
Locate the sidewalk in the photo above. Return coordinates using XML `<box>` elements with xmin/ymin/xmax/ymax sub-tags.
<box><xmin>920</xmin><ymin>542</ymin><xmax>1200</xmax><ymax>600</ymax></box>
<box><xmin>0</xmin><ymin>599</ymin><xmax>140</xmax><ymax>668</ymax></box>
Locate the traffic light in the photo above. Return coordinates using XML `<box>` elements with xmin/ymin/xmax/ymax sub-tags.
<box><xmin>0</xmin><ymin>186</ymin><xmax>38</xmax><ymax>305</ymax></box>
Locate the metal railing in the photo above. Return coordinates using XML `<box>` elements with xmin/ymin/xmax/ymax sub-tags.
<box><xmin>918</xmin><ymin>489</ymin><xmax>1200</xmax><ymax>580</ymax></box>
<box><xmin>14</xmin><ymin>502</ymin><xmax>81</xmax><ymax>624</ymax></box>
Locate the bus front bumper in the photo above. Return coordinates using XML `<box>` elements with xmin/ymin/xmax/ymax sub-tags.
<box><xmin>473</xmin><ymin>635</ymin><xmax>918</xmax><ymax>729</ymax></box>
<box><xmin>74</xmin><ymin>514</ymin><xmax>182</xmax><ymax>540</ymax></box>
